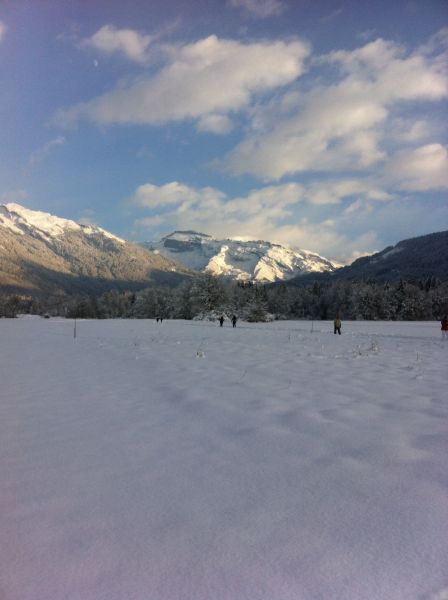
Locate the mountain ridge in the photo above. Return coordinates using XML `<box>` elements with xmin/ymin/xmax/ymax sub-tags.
<box><xmin>143</xmin><ymin>230</ymin><xmax>336</xmax><ymax>282</ymax></box>
<box><xmin>2</xmin><ymin>204</ymin><xmax>446</xmax><ymax>298</ymax></box>
<box><xmin>0</xmin><ymin>203</ymin><xmax>190</xmax><ymax>296</ymax></box>
<box><xmin>286</xmin><ymin>230</ymin><xmax>448</xmax><ymax>286</ymax></box>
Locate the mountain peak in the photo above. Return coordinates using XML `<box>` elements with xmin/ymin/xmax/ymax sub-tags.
<box><xmin>144</xmin><ymin>232</ymin><xmax>336</xmax><ymax>282</ymax></box>
<box><xmin>0</xmin><ymin>203</ymin><xmax>189</xmax><ymax>295</ymax></box>
<box><xmin>162</xmin><ymin>230</ymin><xmax>212</xmax><ymax>242</ymax></box>
<box><xmin>1</xmin><ymin>203</ymin><xmax>125</xmax><ymax>244</ymax></box>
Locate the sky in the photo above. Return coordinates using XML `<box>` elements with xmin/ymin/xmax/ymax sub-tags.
<box><xmin>0</xmin><ymin>0</ymin><xmax>447</xmax><ymax>263</ymax></box>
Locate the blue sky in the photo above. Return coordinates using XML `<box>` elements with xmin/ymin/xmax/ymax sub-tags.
<box><xmin>0</xmin><ymin>0</ymin><xmax>447</xmax><ymax>262</ymax></box>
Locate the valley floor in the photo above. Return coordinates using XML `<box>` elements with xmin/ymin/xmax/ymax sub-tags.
<box><xmin>0</xmin><ymin>318</ymin><xmax>447</xmax><ymax>600</ymax></box>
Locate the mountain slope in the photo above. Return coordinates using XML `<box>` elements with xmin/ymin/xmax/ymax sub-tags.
<box><xmin>287</xmin><ymin>230</ymin><xmax>448</xmax><ymax>285</ymax></box>
<box><xmin>336</xmin><ymin>230</ymin><xmax>448</xmax><ymax>281</ymax></box>
<box><xmin>0</xmin><ymin>204</ymin><xmax>190</xmax><ymax>296</ymax></box>
<box><xmin>143</xmin><ymin>231</ymin><xmax>336</xmax><ymax>282</ymax></box>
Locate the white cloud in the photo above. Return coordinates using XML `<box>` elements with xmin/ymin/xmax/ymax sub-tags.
<box><xmin>305</xmin><ymin>179</ymin><xmax>393</xmax><ymax>205</ymax></box>
<box><xmin>197</xmin><ymin>114</ymin><xmax>234</xmax><ymax>134</ymax></box>
<box><xmin>130</xmin><ymin>181</ymin><xmax>307</xmax><ymax>224</ymax></box>
<box><xmin>24</xmin><ymin>137</ymin><xmax>66</xmax><ymax>174</ymax></box>
<box><xmin>223</xmin><ymin>183</ymin><xmax>304</xmax><ymax>219</ymax></box>
<box><xmin>223</xmin><ymin>36</ymin><xmax>448</xmax><ymax>179</ymax></box>
<box><xmin>356</xmin><ymin>29</ymin><xmax>377</xmax><ymax>42</ymax></box>
<box><xmin>228</xmin><ymin>0</ymin><xmax>286</xmax><ymax>18</ymax></box>
<box><xmin>344</xmin><ymin>199</ymin><xmax>366</xmax><ymax>215</ymax></box>
<box><xmin>128</xmin><ymin>181</ymin><xmax>226</xmax><ymax>210</ymax></box>
<box><xmin>129</xmin><ymin>178</ymin><xmax>393</xmax><ymax>224</ymax></box>
<box><xmin>416</xmin><ymin>27</ymin><xmax>448</xmax><ymax>57</ymax></box>
<box><xmin>135</xmin><ymin>180</ymin><xmax>444</xmax><ymax>264</ymax></box>
<box><xmin>130</xmin><ymin>183</ymin><xmax>436</xmax><ymax>262</ymax></box>
<box><xmin>128</xmin><ymin>179</ymin><xmax>389</xmax><ymax>260</ymax></box>
<box><xmin>385</xmin><ymin>144</ymin><xmax>448</xmax><ymax>191</ymax></box>
<box><xmin>81</xmin><ymin>25</ymin><xmax>152</xmax><ymax>63</ymax></box>
<box><xmin>268</xmin><ymin>226</ymin><xmax>379</xmax><ymax>264</ymax></box>
<box><xmin>55</xmin><ymin>35</ymin><xmax>310</xmax><ymax>128</ymax></box>
<box><xmin>0</xmin><ymin>20</ymin><xmax>6</xmax><ymax>42</ymax></box>
<box><xmin>323</xmin><ymin>38</ymin><xmax>404</xmax><ymax>72</ymax></box>
<box><xmin>387</xmin><ymin>118</ymin><xmax>432</xmax><ymax>143</ymax></box>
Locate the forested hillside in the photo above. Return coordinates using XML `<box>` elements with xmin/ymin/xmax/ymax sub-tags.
<box><xmin>290</xmin><ymin>230</ymin><xmax>448</xmax><ymax>285</ymax></box>
<box><xmin>3</xmin><ymin>274</ymin><xmax>447</xmax><ymax>322</ymax></box>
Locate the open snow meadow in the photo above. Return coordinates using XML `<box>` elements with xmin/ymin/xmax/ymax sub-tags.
<box><xmin>1</xmin><ymin>317</ymin><xmax>447</xmax><ymax>600</ymax></box>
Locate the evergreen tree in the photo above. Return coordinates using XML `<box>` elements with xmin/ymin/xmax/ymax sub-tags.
<box><xmin>189</xmin><ymin>274</ymin><xmax>228</xmax><ymax>316</ymax></box>
<box><xmin>245</xmin><ymin>286</ymin><xmax>270</xmax><ymax>322</ymax></box>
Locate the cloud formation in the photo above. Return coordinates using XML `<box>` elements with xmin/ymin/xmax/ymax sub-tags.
<box><xmin>24</xmin><ymin>137</ymin><xmax>66</xmax><ymax>175</ymax></box>
<box><xmin>384</xmin><ymin>144</ymin><xmax>448</xmax><ymax>191</ymax></box>
<box><xmin>53</xmin><ymin>27</ymin><xmax>447</xmax><ymax>261</ymax></box>
<box><xmin>228</xmin><ymin>0</ymin><xmax>286</xmax><ymax>18</ymax></box>
<box><xmin>128</xmin><ymin>178</ymin><xmax>395</xmax><ymax>260</ymax></box>
<box><xmin>223</xmin><ymin>37</ymin><xmax>448</xmax><ymax>179</ymax></box>
<box><xmin>55</xmin><ymin>35</ymin><xmax>310</xmax><ymax>128</ymax></box>
<box><xmin>305</xmin><ymin>180</ymin><xmax>392</xmax><ymax>206</ymax></box>
<box><xmin>128</xmin><ymin>181</ymin><xmax>226</xmax><ymax>210</ymax></box>
<box><xmin>80</xmin><ymin>25</ymin><xmax>152</xmax><ymax>63</ymax></box>
<box><xmin>197</xmin><ymin>114</ymin><xmax>234</xmax><ymax>135</ymax></box>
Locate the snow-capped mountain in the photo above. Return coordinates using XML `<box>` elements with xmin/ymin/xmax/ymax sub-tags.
<box><xmin>0</xmin><ymin>203</ymin><xmax>125</xmax><ymax>244</ymax></box>
<box><xmin>0</xmin><ymin>203</ymin><xmax>189</xmax><ymax>295</ymax></box>
<box><xmin>143</xmin><ymin>231</ymin><xmax>336</xmax><ymax>282</ymax></box>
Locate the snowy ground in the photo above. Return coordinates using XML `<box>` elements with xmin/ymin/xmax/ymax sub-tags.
<box><xmin>1</xmin><ymin>317</ymin><xmax>447</xmax><ymax>600</ymax></box>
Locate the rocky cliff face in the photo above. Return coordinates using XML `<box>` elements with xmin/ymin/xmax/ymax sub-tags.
<box><xmin>143</xmin><ymin>231</ymin><xmax>336</xmax><ymax>282</ymax></box>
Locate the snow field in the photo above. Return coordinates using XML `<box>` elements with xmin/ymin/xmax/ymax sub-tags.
<box><xmin>0</xmin><ymin>318</ymin><xmax>447</xmax><ymax>600</ymax></box>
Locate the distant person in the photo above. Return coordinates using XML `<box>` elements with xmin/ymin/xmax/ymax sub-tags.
<box><xmin>441</xmin><ymin>315</ymin><xmax>448</xmax><ymax>340</ymax></box>
<box><xmin>219</xmin><ymin>315</ymin><xmax>224</xmax><ymax>327</ymax></box>
<box><xmin>232</xmin><ymin>315</ymin><xmax>237</xmax><ymax>328</ymax></box>
<box><xmin>334</xmin><ymin>315</ymin><xmax>342</xmax><ymax>335</ymax></box>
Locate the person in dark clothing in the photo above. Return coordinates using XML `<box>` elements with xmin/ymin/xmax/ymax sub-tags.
<box><xmin>334</xmin><ymin>315</ymin><xmax>342</xmax><ymax>335</ymax></box>
<box><xmin>232</xmin><ymin>315</ymin><xmax>237</xmax><ymax>328</ymax></box>
<box><xmin>441</xmin><ymin>315</ymin><xmax>448</xmax><ymax>340</ymax></box>
<box><xmin>219</xmin><ymin>316</ymin><xmax>224</xmax><ymax>327</ymax></box>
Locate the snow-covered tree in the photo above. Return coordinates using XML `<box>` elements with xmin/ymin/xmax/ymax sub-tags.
<box><xmin>189</xmin><ymin>274</ymin><xmax>228</xmax><ymax>316</ymax></box>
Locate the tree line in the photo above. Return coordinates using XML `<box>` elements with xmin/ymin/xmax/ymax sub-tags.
<box><xmin>2</xmin><ymin>274</ymin><xmax>447</xmax><ymax>321</ymax></box>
